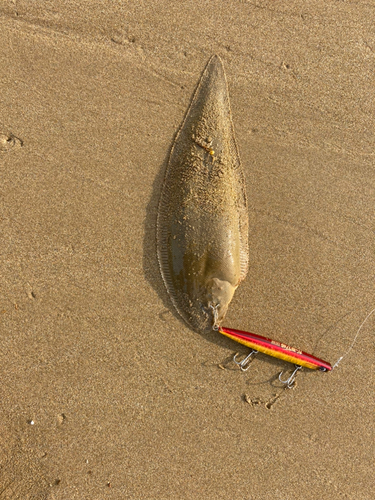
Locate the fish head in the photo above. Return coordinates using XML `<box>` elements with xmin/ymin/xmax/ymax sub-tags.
<box><xmin>204</xmin><ymin>277</ymin><xmax>236</xmax><ymax>330</ymax></box>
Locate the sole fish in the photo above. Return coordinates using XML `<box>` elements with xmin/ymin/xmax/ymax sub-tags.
<box><xmin>157</xmin><ymin>55</ymin><xmax>249</xmax><ymax>332</ymax></box>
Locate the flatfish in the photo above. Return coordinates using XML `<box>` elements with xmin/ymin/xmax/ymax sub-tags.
<box><xmin>157</xmin><ymin>55</ymin><xmax>249</xmax><ymax>332</ymax></box>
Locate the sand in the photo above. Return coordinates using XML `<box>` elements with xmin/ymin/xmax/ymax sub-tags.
<box><xmin>0</xmin><ymin>1</ymin><xmax>374</xmax><ymax>499</ymax></box>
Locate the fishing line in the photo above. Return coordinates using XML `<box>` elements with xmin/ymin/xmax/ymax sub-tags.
<box><xmin>332</xmin><ymin>307</ymin><xmax>375</xmax><ymax>370</ymax></box>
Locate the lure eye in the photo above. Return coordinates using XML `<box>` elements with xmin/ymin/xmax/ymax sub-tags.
<box><xmin>318</xmin><ymin>367</ymin><xmax>328</xmax><ymax>372</ymax></box>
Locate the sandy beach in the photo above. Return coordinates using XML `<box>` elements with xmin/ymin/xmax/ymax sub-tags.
<box><xmin>1</xmin><ymin>1</ymin><xmax>374</xmax><ymax>498</ymax></box>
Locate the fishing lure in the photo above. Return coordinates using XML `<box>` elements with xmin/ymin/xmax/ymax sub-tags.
<box><xmin>219</xmin><ymin>326</ymin><xmax>332</xmax><ymax>386</ymax></box>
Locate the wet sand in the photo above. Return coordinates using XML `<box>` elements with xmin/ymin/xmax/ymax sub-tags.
<box><xmin>1</xmin><ymin>1</ymin><xmax>374</xmax><ymax>499</ymax></box>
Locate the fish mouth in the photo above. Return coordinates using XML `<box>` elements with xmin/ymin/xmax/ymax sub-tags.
<box><xmin>201</xmin><ymin>303</ymin><xmax>222</xmax><ymax>332</ymax></box>
<box><xmin>181</xmin><ymin>303</ymin><xmax>218</xmax><ymax>334</ymax></box>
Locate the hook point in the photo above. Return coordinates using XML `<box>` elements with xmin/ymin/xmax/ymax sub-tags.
<box><xmin>278</xmin><ymin>365</ymin><xmax>302</xmax><ymax>388</ymax></box>
<box><xmin>233</xmin><ymin>350</ymin><xmax>258</xmax><ymax>372</ymax></box>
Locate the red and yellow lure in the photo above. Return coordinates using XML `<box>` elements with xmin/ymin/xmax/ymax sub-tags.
<box><xmin>217</xmin><ymin>308</ymin><xmax>375</xmax><ymax>386</ymax></box>
<box><xmin>219</xmin><ymin>326</ymin><xmax>332</xmax><ymax>385</ymax></box>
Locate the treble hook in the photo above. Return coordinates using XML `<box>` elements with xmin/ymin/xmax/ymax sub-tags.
<box><xmin>278</xmin><ymin>365</ymin><xmax>302</xmax><ymax>388</ymax></box>
<box><xmin>233</xmin><ymin>350</ymin><xmax>258</xmax><ymax>372</ymax></box>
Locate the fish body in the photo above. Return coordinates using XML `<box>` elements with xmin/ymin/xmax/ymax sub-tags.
<box><xmin>157</xmin><ymin>55</ymin><xmax>248</xmax><ymax>332</ymax></box>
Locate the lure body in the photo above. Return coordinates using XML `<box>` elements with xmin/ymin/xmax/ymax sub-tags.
<box><xmin>219</xmin><ymin>326</ymin><xmax>332</xmax><ymax>371</ymax></box>
<box><xmin>157</xmin><ymin>56</ymin><xmax>248</xmax><ymax>332</ymax></box>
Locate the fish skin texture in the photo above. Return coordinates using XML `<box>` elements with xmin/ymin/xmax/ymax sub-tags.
<box><xmin>157</xmin><ymin>55</ymin><xmax>249</xmax><ymax>333</ymax></box>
